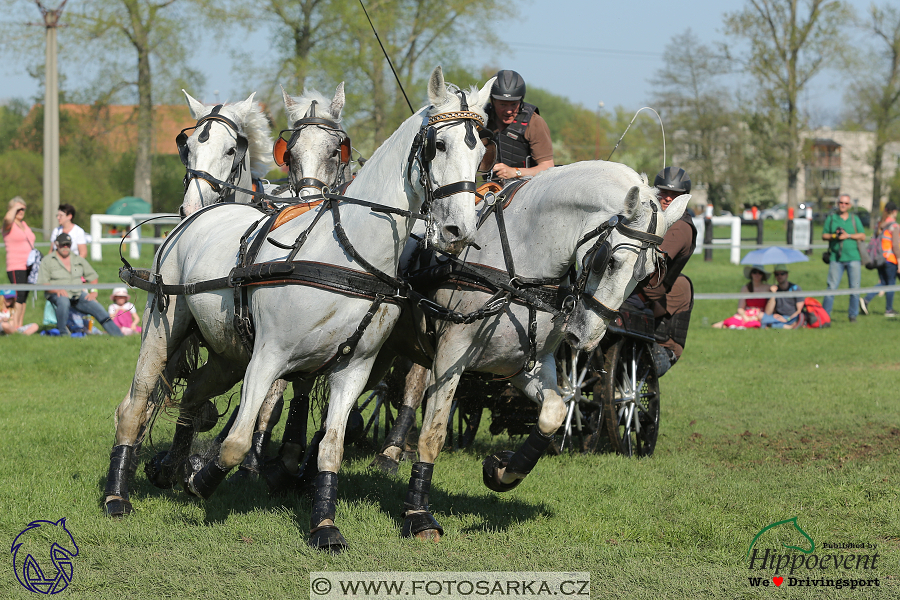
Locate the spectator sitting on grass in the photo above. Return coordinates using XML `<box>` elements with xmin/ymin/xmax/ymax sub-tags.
<box><xmin>37</xmin><ymin>232</ymin><xmax>123</xmax><ymax>337</ymax></box>
<box><xmin>761</xmin><ymin>264</ymin><xmax>804</xmax><ymax>329</ymax></box>
<box><xmin>1</xmin><ymin>289</ymin><xmax>38</xmax><ymax>335</ymax></box>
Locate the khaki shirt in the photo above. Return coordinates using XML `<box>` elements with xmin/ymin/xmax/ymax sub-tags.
<box><xmin>36</xmin><ymin>252</ymin><xmax>98</xmax><ymax>299</ymax></box>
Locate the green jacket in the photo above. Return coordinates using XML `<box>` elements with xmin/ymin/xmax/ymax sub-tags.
<box><xmin>823</xmin><ymin>213</ymin><xmax>865</xmax><ymax>263</ymax></box>
<box><xmin>36</xmin><ymin>252</ymin><xmax>99</xmax><ymax>299</ymax></box>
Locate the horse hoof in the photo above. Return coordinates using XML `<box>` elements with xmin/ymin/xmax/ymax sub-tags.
<box><xmin>482</xmin><ymin>451</ymin><xmax>521</xmax><ymax>493</ymax></box>
<box><xmin>262</xmin><ymin>459</ymin><xmax>297</xmax><ymax>496</ymax></box>
<box><xmin>181</xmin><ymin>454</ymin><xmax>204</xmax><ymax>496</ymax></box>
<box><xmin>104</xmin><ymin>498</ymin><xmax>133</xmax><ymax>518</ymax></box>
<box><xmin>228</xmin><ymin>467</ymin><xmax>258</xmax><ymax>483</ymax></box>
<box><xmin>309</xmin><ymin>526</ymin><xmax>348</xmax><ymax>553</ymax></box>
<box><xmin>402</xmin><ymin>511</ymin><xmax>444</xmax><ymax>539</ymax></box>
<box><xmin>345</xmin><ymin>409</ymin><xmax>365</xmax><ymax>445</ymax></box>
<box><xmin>369</xmin><ymin>453</ymin><xmax>400</xmax><ymax>475</ymax></box>
<box><xmin>145</xmin><ymin>451</ymin><xmax>175</xmax><ymax>489</ymax></box>
<box><xmin>193</xmin><ymin>400</ymin><xmax>219</xmax><ymax>433</ymax></box>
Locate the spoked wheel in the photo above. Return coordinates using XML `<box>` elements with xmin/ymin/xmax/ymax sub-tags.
<box><xmin>555</xmin><ymin>344</ymin><xmax>604</xmax><ymax>453</ymax></box>
<box><xmin>357</xmin><ymin>380</ymin><xmax>395</xmax><ymax>449</ymax></box>
<box><xmin>446</xmin><ymin>397</ymin><xmax>481</xmax><ymax>450</ymax></box>
<box><xmin>602</xmin><ymin>338</ymin><xmax>660</xmax><ymax>457</ymax></box>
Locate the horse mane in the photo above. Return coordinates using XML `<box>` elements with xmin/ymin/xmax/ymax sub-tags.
<box><xmin>189</xmin><ymin>98</ymin><xmax>275</xmax><ymax>180</ymax></box>
<box><xmin>284</xmin><ymin>88</ymin><xmax>343</xmax><ymax>126</ymax></box>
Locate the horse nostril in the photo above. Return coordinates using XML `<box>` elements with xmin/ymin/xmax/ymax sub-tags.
<box><xmin>443</xmin><ymin>225</ymin><xmax>461</xmax><ymax>239</ymax></box>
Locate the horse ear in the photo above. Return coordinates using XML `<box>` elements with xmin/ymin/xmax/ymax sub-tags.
<box><xmin>665</xmin><ymin>194</ymin><xmax>692</xmax><ymax>228</ymax></box>
<box><xmin>182</xmin><ymin>90</ymin><xmax>208</xmax><ymax>120</ymax></box>
<box><xmin>428</xmin><ymin>66</ymin><xmax>446</xmax><ymax>106</ymax></box>
<box><xmin>233</xmin><ymin>92</ymin><xmax>256</xmax><ymax>119</ymax></box>
<box><xmin>281</xmin><ymin>85</ymin><xmax>298</xmax><ymax>114</ymax></box>
<box><xmin>330</xmin><ymin>82</ymin><xmax>345</xmax><ymax>120</ymax></box>
<box><xmin>477</xmin><ymin>77</ymin><xmax>497</xmax><ymax>110</ymax></box>
<box><xmin>622</xmin><ymin>186</ymin><xmax>641</xmax><ymax>221</ymax></box>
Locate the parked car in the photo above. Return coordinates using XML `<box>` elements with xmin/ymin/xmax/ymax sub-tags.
<box><xmin>760</xmin><ymin>203</ymin><xmax>787</xmax><ymax>220</ymax></box>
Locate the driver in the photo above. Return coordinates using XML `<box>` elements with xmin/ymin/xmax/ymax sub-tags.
<box><xmin>641</xmin><ymin>167</ymin><xmax>696</xmax><ymax>374</ymax></box>
<box><xmin>484</xmin><ymin>70</ymin><xmax>554</xmax><ymax>182</ymax></box>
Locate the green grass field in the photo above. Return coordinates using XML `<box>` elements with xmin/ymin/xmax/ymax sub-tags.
<box><xmin>1</xmin><ymin>224</ymin><xmax>898</xmax><ymax>599</ymax></box>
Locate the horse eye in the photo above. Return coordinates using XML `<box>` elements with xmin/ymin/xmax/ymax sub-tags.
<box><xmin>331</xmin><ymin>149</ymin><xmax>339</xmax><ymax>157</ymax></box>
<box><xmin>435</xmin><ymin>140</ymin><xmax>446</xmax><ymax>152</ymax></box>
<box><xmin>226</xmin><ymin>148</ymin><xmax>236</xmax><ymax>156</ymax></box>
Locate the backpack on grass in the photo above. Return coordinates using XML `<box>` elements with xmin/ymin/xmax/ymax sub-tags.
<box><xmin>801</xmin><ymin>297</ymin><xmax>830</xmax><ymax>329</ymax></box>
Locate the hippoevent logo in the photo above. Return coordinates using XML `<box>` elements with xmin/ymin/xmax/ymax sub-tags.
<box><xmin>10</xmin><ymin>518</ymin><xmax>79</xmax><ymax>594</ymax></box>
<box><xmin>746</xmin><ymin>516</ymin><xmax>879</xmax><ymax>591</ymax></box>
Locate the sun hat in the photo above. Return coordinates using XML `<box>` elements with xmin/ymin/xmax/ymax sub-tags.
<box><xmin>773</xmin><ymin>263</ymin><xmax>789</xmax><ymax>274</ymax></box>
<box><xmin>110</xmin><ymin>287</ymin><xmax>131</xmax><ymax>300</ymax></box>
<box><xmin>743</xmin><ymin>264</ymin><xmax>770</xmax><ymax>280</ymax></box>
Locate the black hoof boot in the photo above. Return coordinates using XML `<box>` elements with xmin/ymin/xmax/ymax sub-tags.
<box><xmin>309</xmin><ymin>471</ymin><xmax>347</xmax><ymax>552</ymax></box>
<box><xmin>231</xmin><ymin>430</ymin><xmax>271</xmax><ymax>482</ymax></box>
<box><xmin>104</xmin><ymin>445</ymin><xmax>135</xmax><ymax>518</ymax></box>
<box><xmin>369</xmin><ymin>453</ymin><xmax>401</xmax><ymax>475</ymax></box>
<box><xmin>145</xmin><ymin>451</ymin><xmax>179</xmax><ymax>489</ymax></box>
<box><xmin>182</xmin><ymin>455</ymin><xmax>230</xmax><ymax>499</ymax></box>
<box><xmin>262</xmin><ymin>458</ymin><xmax>298</xmax><ymax>496</ymax></box>
<box><xmin>482</xmin><ymin>450</ymin><xmax>520</xmax><ymax>493</ymax></box>
<box><xmin>401</xmin><ymin>462</ymin><xmax>443</xmax><ymax>540</ymax></box>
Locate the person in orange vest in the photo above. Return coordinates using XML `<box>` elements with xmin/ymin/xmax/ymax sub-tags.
<box><xmin>861</xmin><ymin>201</ymin><xmax>900</xmax><ymax>317</ymax></box>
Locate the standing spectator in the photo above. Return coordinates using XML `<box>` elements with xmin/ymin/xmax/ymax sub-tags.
<box><xmin>37</xmin><ymin>233</ymin><xmax>123</xmax><ymax>337</ymax></box>
<box><xmin>860</xmin><ymin>201</ymin><xmax>899</xmax><ymax>318</ymax></box>
<box><xmin>1</xmin><ymin>289</ymin><xmax>38</xmax><ymax>335</ymax></box>
<box><xmin>2</xmin><ymin>196</ymin><xmax>35</xmax><ymax>331</ymax></box>
<box><xmin>50</xmin><ymin>203</ymin><xmax>88</xmax><ymax>257</ymax></box>
<box><xmin>822</xmin><ymin>194</ymin><xmax>865</xmax><ymax>322</ymax></box>
<box><xmin>761</xmin><ymin>264</ymin><xmax>804</xmax><ymax>329</ymax></box>
<box><xmin>107</xmin><ymin>287</ymin><xmax>141</xmax><ymax>335</ymax></box>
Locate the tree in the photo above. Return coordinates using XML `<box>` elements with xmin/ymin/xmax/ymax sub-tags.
<box><xmin>724</xmin><ymin>0</ymin><xmax>851</xmax><ymax>210</ymax></box>
<box><xmin>842</xmin><ymin>4</ymin><xmax>900</xmax><ymax>211</ymax></box>
<box><xmin>651</xmin><ymin>29</ymin><xmax>735</xmax><ymax>211</ymax></box>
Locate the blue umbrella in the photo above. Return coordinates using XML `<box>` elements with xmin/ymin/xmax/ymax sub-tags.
<box><xmin>740</xmin><ymin>246</ymin><xmax>810</xmax><ymax>265</ymax></box>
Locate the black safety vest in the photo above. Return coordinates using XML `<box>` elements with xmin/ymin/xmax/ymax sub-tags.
<box><xmin>487</xmin><ymin>102</ymin><xmax>540</xmax><ymax>169</ymax></box>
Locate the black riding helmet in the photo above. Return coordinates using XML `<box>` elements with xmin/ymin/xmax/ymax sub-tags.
<box><xmin>654</xmin><ymin>167</ymin><xmax>691</xmax><ymax>194</ymax></box>
<box><xmin>491</xmin><ymin>70</ymin><xmax>526</xmax><ymax>101</ymax></box>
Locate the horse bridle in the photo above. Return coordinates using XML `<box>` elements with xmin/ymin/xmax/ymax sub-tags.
<box><xmin>273</xmin><ymin>100</ymin><xmax>351</xmax><ymax>196</ymax></box>
<box><xmin>406</xmin><ymin>90</ymin><xmax>485</xmax><ymax>222</ymax></box>
<box><xmin>177</xmin><ymin>105</ymin><xmax>249</xmax><ymax>204</ymax></box>
<box><xmin>569</xmin><ymin>201</ymin><xmax>665</xmax><ymax>320</ymax></box>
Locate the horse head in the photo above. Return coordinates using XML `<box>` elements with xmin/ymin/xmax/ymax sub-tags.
<box><xmin>279</xmin><ymin>83</ymin><xmax>351</xmax><ymax>198</ymax></box>
<box><xmin>565</xmin><ymin>185</ymin><xmax>691</xmax><ymax>351</ymax></box>
<box><xmin>412</xmin><ymin>66</ymin><xmax>495</xmax><ymax>254</ymax></box>
<box><xmin>179</xmin><ymin>91</ymin><xmax>274</xmax><ymax>216</ymax></box>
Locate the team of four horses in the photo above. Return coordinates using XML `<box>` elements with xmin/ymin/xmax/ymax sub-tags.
<box><xmin>103</xmin><ymin>67</ymin><xmax>690</xmax><ymax>552</ymax></box>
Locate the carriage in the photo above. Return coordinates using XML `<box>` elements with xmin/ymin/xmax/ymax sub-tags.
<box><xmin>357</xmin><ymin>301</ymin><xmax>664</xmax><ymax>461</ymax></box>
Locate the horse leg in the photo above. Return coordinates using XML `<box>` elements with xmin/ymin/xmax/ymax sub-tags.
<box><xmin>231</xmin><ymin>379</ymin><xmax>287</xmax><ymax>481</ymax></box>
<box><xmin>262</xmin><ymin>381</ymin><xmax>316</xmax><ymax>495</ymax></box>
<box><xmin>104</xmin><ymin>299</ymin><xmax>193</xmax><ymax>517</ymax></box>
<box><xmin>370</xmin><ymin>363</ymin><xmax>429</xmax><ymax>474</ymax></box>
<box><xmin>145</xmin><ymin>351</ymin><xmax>243</xmax><ymax>489</ymax></box>
<box><xmin>397</xmin><ymin>350</ymin><xmax>467</xmax><ymax>541</ymax></box>
<box><xmin>309</xmin><ymin>359</ymin><xmax>379</xmax><ymax>552</ymax></box>
<box><xmin>482</xmin><ymin>356</ymin><xmax>563</xmax><ymax>492</ymax></box>
<box><xmin>181</xmin><ymin>354</ymin><xmax>283</xmax><ymax>500</ymax></box>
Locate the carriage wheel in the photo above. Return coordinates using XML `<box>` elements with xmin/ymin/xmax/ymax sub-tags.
<box><xmin>357</xmin><ymin>382</ymin><xmax>395</xmax><ymax>449</ymax></box>
<box><xmin>555</xmin><ymin>344</ymin><xmax>604</xmax><ymax>453</ymax></box>
<box><xmin>446</xmin><ymin>398</ymin><xmax>481</xmax><ymax>450</ymax></box>
<box><xmin>602</xmin><ymin>338</ymin><xmax>660</xmax><ymax>457</ymax></box>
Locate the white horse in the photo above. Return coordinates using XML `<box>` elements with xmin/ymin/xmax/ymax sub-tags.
<box><xmin>138</xmin><ymin>85</ymin><xmax>355</xmax><ymax>490</ymax></box>
<box><xmin>103</xmin><ymin>67</ymin><xmax>494</xmax><ymax>553</ymax></box>
<box><xmin>370</xmin><ymin>162</ymin><xmax>691</xmax><ymax>540</ymax></box>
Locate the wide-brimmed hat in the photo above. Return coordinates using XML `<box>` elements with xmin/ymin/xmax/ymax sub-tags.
<box><xmin>773</xmin><ymin>263</ymin><xmax>789</xmax><ymax>274</ymax></box>
<box><xmin>743</xmin><ymin>264</ymin><xmax>770</xmax><ymax>280</ymax></box>
<box><xmin>110</xmin><ymin>287</ymin><xmax>130</xmax><ymax>300</ymax></box>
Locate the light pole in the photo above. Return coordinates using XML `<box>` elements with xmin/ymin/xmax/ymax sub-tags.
<box><xmin>596</xmin><ymin>101</ymin><xmax>604</xmax><ymax>160</ymax></box>
<box><xmin>33</xmin><ymin>0</ymin><xmax>68</xmax><ymax>239</ymax></box>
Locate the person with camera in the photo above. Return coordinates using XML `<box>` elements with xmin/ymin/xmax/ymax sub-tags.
<box><xmin>821</xmin><ymin>194</ymin><xmax>865</xmax><ymax>322</ymax></box>
<box><xmin>37</xmin><ymin>232</ymin><xmax>123</xmax><ymax>337</ymax></box>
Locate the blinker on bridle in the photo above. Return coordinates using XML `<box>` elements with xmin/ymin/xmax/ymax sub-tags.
<box><xmin>177</xmin><ymin>104</ymin><xmax>250</xmax><ymax>201</ymax></box>
<box><xmin>273</xmin><ymin>99</ymin><xmax>351</xmax><ymax>194</ymax></box>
